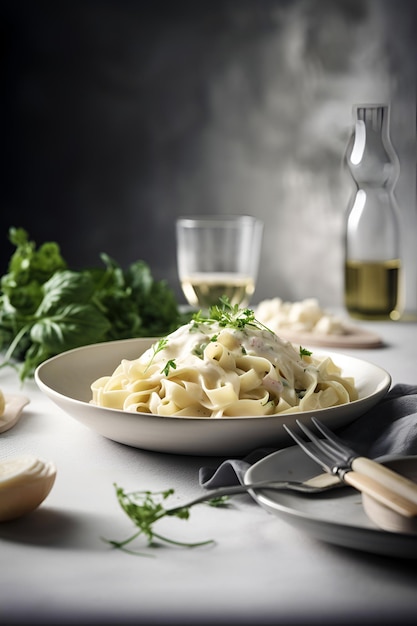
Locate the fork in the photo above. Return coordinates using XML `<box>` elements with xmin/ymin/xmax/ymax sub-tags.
<box><xmin>283</xmin><ymin>417</ymin><xmax>417</xmax><ymax>518</ymax></box>
<box><xmin>165</xmin><ymin>473</ymin><xmax>342</xmax><ymax>514</ymax></box>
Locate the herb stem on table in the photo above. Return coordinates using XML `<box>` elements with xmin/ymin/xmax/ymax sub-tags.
<box><xmin>103</xmin><ymin>484</ymin><xmax>230</xmax><ymax>556</ymax></box>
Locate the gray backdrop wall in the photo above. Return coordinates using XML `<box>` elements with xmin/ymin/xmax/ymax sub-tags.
<box><xmin>2</xmin><ymin>0</ymin><xmax>416</xmax><ymax>314</ymax></box>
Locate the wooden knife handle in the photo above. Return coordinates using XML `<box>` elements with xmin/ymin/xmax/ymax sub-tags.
<box><xmin>351</xmin><ymin>456</ymin><xmax>417</xmax><ymax>505</ymax></box>
<box><xmin>343</xmin><ymin>470</ymin><xmax>417</xmax><ymax>518</ymax></box>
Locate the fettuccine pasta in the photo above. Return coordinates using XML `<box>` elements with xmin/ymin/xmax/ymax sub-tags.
<box><xmin>90</xmin><ymin>307</ymin><xmax>358</xmax><ymax>418</ymax></box>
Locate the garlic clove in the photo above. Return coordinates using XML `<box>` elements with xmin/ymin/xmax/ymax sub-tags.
<box><xmin>0</xmin><ymin>395</ymin><xmax>30</xmax><ymax>434</ymax></box>
<box><xmin>0</xmin><ymin>455</ymin><xmax>57</xmax><ymax>522</ymax></box>
<box><xmin>0</xmin><ymin>456</ymin><xmax>43</xmax><ymax>486</ymax></box>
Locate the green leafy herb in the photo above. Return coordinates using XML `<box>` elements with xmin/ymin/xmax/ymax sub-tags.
<box><xmin>161</xmin><ymin>359</ymin><xmax>176</xmax><ymax>376</ymax></box>
<box><xmin>299</xmin><ymin>346</ymin><xmax>313</xmax><ymax>357</ymax></box>
<box><xmin>0</xmin><ymin>228</ymin><xmax>188</xmax><ymax>381</ymax></box>
<box><xmin>191</xmin><ymin>296</ymin><xmax>273</xmax><ymax>334</ymax></box>
<box><xmin>103</xmin><ymin>484</ymin><xmax>229</xmax><ymax>555</ymax></box>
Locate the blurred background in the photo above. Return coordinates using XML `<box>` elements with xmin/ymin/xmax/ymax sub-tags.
<box><xmin>1</xmin><ymin>0</ymin><xmax>416</xmax><ymax>314</ymax></box>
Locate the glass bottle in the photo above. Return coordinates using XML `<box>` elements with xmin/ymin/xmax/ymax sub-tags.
<box><xmin>344</xmin><ymin>103</ymin><xmax>402</xmax><ymax>320</ymax></box>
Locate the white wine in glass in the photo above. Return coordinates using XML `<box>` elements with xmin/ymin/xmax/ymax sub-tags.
<box><xmin>180</xmin><ymin>272</ymin><xmax>255</xmax><ymax>309</ymax></box>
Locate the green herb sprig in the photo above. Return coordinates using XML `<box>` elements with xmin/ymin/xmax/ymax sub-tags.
<box><xmin>191</xmin><ymin>296</ymin><xmax>273</xmax><ymax>334</ymax></box>
<box><xmin>103</xmin><ymin>484</ymin><xmax>229</xmax><ymax>555</ymax></box>
<box><xmin>161</xmin><ymin>359</ymin><xmax>176</xmax><ymax>376</ymax></box>
<box><xmin>144</xmin><ymin>338</ymin><xmax>168</xmax><ymax>372</ymax></box>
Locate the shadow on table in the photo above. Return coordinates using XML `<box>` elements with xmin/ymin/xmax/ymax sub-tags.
<box><xmin>0</xmin><ymin>506</ymin><xmax>126</xmax><ymax>552</ymax></box>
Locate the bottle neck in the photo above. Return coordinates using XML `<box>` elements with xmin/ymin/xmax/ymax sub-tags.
<box><xmin>346</xmin><ymin>105</ymin><xmax>399</xmax><ymax>189</ymax></box>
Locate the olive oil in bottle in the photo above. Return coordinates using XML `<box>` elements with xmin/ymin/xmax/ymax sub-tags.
<box><xmin>344</xmin><ymin>104</ymin><xmax>402</xmax><ymax>320</ymax></box>
<box><xmin>345</xmin><ymin>259</ymin><xmax>401</xmax><ymax>320</ymax></box>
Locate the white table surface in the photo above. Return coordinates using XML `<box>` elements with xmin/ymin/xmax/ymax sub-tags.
<box><xmin>1</xmin><ymin>319</ymin><xmax>417</xmax><ymax>625</ymax></box>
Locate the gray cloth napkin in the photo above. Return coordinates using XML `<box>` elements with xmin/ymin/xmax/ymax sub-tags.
<box><xmin>199</xmin><ymin>383</ymin><xmax>417</xmax><ymax>488</ymax></box>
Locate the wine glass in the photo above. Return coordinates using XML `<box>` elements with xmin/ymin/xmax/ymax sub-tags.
<box><xmin>176</xmin><ymin>215</ymin><xmax>263</xmax><ymax>310</ymax></box>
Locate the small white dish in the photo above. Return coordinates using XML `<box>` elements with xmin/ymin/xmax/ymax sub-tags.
<box><xmin>361</xmin><ymin>456</ymin><xmax>417</xmax><ymax>535</ymax></box>
<box><xmin>34</xmin><ymin>338</ymin><xmax>391</xmax><ymax>456</ymax></box>
<box><xmin>274</xmin><ymin>325</ymin><xmax>383</xmax><ymax>349</ymax></box>
<box><xmin>0</xmin><ymin>395</ymin><xmax>30</xmax><ymax>434</ymax></box>
<box><xmin>245</xmin><ymin>446</ymin><xmax>417</xmax><ymax>559</ymax></box>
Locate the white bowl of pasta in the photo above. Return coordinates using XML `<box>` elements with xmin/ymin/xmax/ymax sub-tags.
<box><xmin>34</xmin><ymin>313</ymin><xmax>391</xmax><ymax>456</ymax></box>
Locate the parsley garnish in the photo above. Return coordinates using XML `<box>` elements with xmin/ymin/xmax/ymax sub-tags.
<box><xmin>192</xmin><ymin>334</ymin><xmax>219</xmax><ymax>359</ymax></box>
<box><xmin>299</xmin><ymin>346</ymin><xmax>312</xmax><ymax>357</ymax></box>
<box><xmin>191</xmin><ymin>296</ymin><xmax>273</xmax><ymax>334</ymax></box>
<box><xmin>161</xmin><ymin>359</ymin><xmax>176</xmax><ymax>376</ymax></box>
<box><xmin>144</xmin><ymin>338</ymin><xmax>168</xmax><ymax>372</ymax></box>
